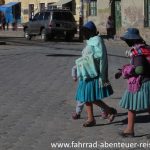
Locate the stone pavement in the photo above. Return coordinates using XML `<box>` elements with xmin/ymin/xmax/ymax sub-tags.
<box><xmin>0</xmin><ymin>31</ymin><xmax>150</xmax><ymax>150</ymax></box>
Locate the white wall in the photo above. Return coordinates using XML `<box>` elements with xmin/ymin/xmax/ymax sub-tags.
<box><xmin>121</xmin><ymin>0</ymin><xmax>144</xmax><ymax>28</ymax></box>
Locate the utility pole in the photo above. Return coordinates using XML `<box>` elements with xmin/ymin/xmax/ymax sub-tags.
<box><xmin>79</xmin><ymin>0</ymin><xmax>83</xmax><ymax>42</ymax></box>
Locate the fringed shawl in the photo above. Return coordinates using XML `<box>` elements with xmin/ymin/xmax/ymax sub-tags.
<box><xmin>76</xmin><ymin>36</ymin><xmax>109</xmax><ymax>87</ymax></box>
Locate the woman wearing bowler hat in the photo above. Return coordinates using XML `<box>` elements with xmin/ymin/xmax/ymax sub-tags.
<box><xmin>117</xmin><ymin>28</ymin><xmax>150</xmax><ymax>137</ymax></box>
<box><xmin>74</xmin><ymin>21</ymin><xmax>117</xmax><ymax>127</ymax></box>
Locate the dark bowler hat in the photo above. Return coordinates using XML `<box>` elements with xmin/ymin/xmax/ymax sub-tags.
<box><xmin>120</xmin><ymin>28</ymin><xmax>143</xmax><ymax>40</ymax></box>
<box><xmin>82</xmin><ymin>21</ymin><xmax>97</xmax><ymax>31</ymax></box>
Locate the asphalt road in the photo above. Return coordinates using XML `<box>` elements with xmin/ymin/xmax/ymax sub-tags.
<box><xmin>0</xmin><ymin>33</ymin><xmax>150</xmax><ymax>150</ymax></box>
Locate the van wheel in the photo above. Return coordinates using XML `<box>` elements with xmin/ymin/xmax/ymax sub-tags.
<box><xmin>41</xmin><ymin>29</ymin><xmax>48</xmax><ymax>41</ymax></box>
<box><xmin>24</xmin><ymin>28</ymin><xmax>32</xmax><ymax>40</ymax></box>
<box><xmin>49</xmin><ymin>34</ymin><xmax>54</xmax><ymax>40</ymax></box>
<box><xmin>65</xmin><ymin>32</ymin><xmax>74</xmax><ymax>42</ymax></box>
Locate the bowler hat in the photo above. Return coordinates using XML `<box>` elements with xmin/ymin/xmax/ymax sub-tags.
<box><xmin>120</xmin><ymin>28</ymin><xmax>143</xmax><ymax>40</ymax></box>
<box><xmin>82</xmin><ymin>21</ymin><xmax>97</xmax><ymax>31</ymax></box>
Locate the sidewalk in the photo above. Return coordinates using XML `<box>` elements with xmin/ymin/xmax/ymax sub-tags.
<box><xmin>0</xmin><ymin>30</ymin><xmax>24</xmax><ymax>37</ymax></box>
<box><xmin>0</xmin><ymin>30</ymin><xmax>24</xmax><ymax>45</ymax></box>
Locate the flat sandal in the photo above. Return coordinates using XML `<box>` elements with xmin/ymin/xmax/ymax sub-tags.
<box><xmin>83</xmin><ymin>120</ymin><xmax>96</xmax><ymax>127</ymax></box>
<box><xmin>108</xmin><ymin>108</ymin><xmax>117</xmax><ymax>123</ymax></box>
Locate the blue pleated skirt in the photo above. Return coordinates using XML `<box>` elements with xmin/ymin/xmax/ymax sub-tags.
<box><xmin>75</xmin><ymin>77</ymin><xmax>113</xmax><ymax>102</ymax></box>
<box><xmin>119</xmin><ymin>80</ymin><xmax>150</xmax><ymax>111</ymax></box>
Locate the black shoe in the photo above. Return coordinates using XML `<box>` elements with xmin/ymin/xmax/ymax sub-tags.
<box><xmin>119</xmin><ymin>132</ymin><xmax>135</xmax><ymax>138</ymax></box>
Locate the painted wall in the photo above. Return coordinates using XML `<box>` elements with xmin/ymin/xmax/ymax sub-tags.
<box><xmin>21</xmin><ymin>0</ymin><xmax>58</xmax><ymax>22</ymax></box>
<box><xmin>97</xmin><ymin>0</ymin><xmax>110</xmax><ymax>34</ymax></box>
<box><xmin>121</xmin><ymin>0</ymin><xmax>144</xmax><ymax>29</ymax></box>
<box><xmin>83</xmin><ymin>0</ymin><xmax>145</xmax><ymax>35</ymax></box>
<box><xmin>83</xmin><ymin>0</ymin><xmax>110</xmax><ymax>34</ymax></box>
<box><xmin>74</xmin><ymin>0</ymin><xmax>80</xmax><ymax>23</ymax></box>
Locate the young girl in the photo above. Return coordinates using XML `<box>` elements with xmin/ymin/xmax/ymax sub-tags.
<box><xmin>74</xmin><ymin>21</ymin><xmax>117</xmax><ymax>127</ymax></box>
<box><xmin>118</xmin><ymin>28</ymin><xmax>150</xmax><ymax>137</ymax></box>
<box><xmin>72</xmin><ymin>101</ymin><xmax>108</xmax><ymax>120</ymax></box>
<box><xmin>72</xmin><ymin>65</ymin><xmax>108</xmax><ymax>120</ymax></box>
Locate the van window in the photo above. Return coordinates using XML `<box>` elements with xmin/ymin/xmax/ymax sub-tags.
<box><xmin>44</xmin><ymin>12</ymin><xmax>50</xmax><ymax>20</ymax></box>
<box><xmin>38</xmin><ymin>12</ymin><xmax>44</xmax><ymax>20</ymax></box>
<box><xmin>33</xmin><ymin>13</ymin><xmax>40</xmax><ymax>21</ymax></box>
<box><xmin>52</xmin><ymin>12</ymin><xmax>75</xmax><ymax>22</ymax></box>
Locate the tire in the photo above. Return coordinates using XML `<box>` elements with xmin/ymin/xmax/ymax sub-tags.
<box><xmin>65</xmin><ymin>32</ymin><xmax>74</xmax><ymax>42</ymax></box>
<box><xmin>41</xmin><ymin>29</ymin><xmax>48</xmax><ymax>42</ymax></box>
<box><xmin>24</xmin><ymin>28</ymin><xmax>32</xmax><ymax>40</ymax></box>
<box><xmin>49</xmin><ymin>34</ymin><xmax>54</xmax><ymax>40</ymax></box>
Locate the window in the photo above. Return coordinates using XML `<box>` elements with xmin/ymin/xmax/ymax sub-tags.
<box><xmin>29</xmin><ymin>4</ymin><xmax>34</xmax><ymax>19</ymax></box>
<box><xmin>33</xmin><ymin>13</ymin><xmax>40</xmax><ymax>21</ymax></box>
<box><xmin>23</xmin><ymin>9</ymin><xmax>29</xmax><ymax>15</ymax></box>
<box><xmin>39</xmin><ymin>3</ymin><xmax>45</xmax><ymax>11</ymax></box>
<box><xmin>89</xmin><ymin>0</ymin><xmax>97</xmax><ymax>16</ymax></box>
<box><xmin>47</xmin><ymin>3</ymin><xmax>56</xmax><ymax>9</ymax></box>
<box><xmin>52</xmin><ymin>12</ymin><xmax>75</xmax><ymax>22</ymax></box>
<box><xmin>47</xmin><ymin>3</ymin><xmax>52</xmax><ymax>9</ymax></box>
<box><xmin>38</xmin><ymin>12</ymin><xmax>44</xmax><ymax>20</ymax></box>
<box><xmin>144</xmin><ymin>0</ymin><xmax>150</xmax><ymax>27</ymax></box>
<box><xmin>44</xmin><ymin>12</ymin><xmax>50</xmax><ymax>20</ymax></box>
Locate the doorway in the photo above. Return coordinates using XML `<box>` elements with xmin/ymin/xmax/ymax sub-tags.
<box><xmin>111</xmin><ymin>0</ymin><xmax>122</xmax><ymax>34</ymax></box>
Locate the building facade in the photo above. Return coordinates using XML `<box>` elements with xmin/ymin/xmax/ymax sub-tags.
<box><xmin>4</xmin><ymin>0</ymin><xmax>59</xmax><ymax>23</ymax></box>
<box><xmin>4</xmin><ymin>0</ymin><xmax>81</xmax><ymax>24</ymax></box>
<box><xmin>3</xmin><ymin>0</ymin><xmax>150</xmax><ymax>37</ymax></box>
<box><xmin>82</xmin><ymin>0</ymin><xmax>150</xmax><ymax>37</ymax></box>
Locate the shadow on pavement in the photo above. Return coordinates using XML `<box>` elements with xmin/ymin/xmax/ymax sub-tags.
<box><xmin>133</xmin><ymin>115</ymin><xmax>150</xmax><ymax>123</ymax></box>
<box><xmin>134</xmin><ymin>134</ymin><xmax>150</xmax><ymax>138</ymax></box>
<box><xmin>93</xmin><ymin>114</ymin><xmax>150</xmax><ymax>138</ymax></box>
<box><xmin>116</xmin><ymin>114</ymin><xmax>150</xmax><ymax>125</ymax></box>
<box><xmin>45</xmin><ymin>53</ymin><xmax>128</xmax><ymax>58</ymax></box>
<box><xmin>108</xmin><ymin>53</ymin><xmax>127</xmax><ymax>59</ymax></box>
<box><xmin>46</xmin><ymin>54</ymin><xmax>81</xmax><ymax>57</ymax></box>
<box><xmin>116</xmin><ymin>112</ymin><xmax>128</xmax><ymax>117</ymax></box>
<box><xmin>94</xmin><ymin>114</ymin><xmax>150</xmax><ymax>126</ymax></box>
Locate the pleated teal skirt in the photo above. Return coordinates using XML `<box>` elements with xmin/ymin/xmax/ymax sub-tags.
<box><xmin>120</xmin><ymin>80</ymin><xmax>150</xmax><ymax>111</ymax></box>
<box><xmin>75</xmin><ymin>77</ymin><xmax>113</xmax><ymax>102</ymax></box>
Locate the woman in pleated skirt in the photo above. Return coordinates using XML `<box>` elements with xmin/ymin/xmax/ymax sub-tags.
<box><xmin>74</xmin><ymin>21</ymin><xmax>117</xmax><ymax>127</ymax></box>
<box><xmin>118</xmin><ymin>28</ymin><xmax>150</xmax><ymax>137</ymax></box>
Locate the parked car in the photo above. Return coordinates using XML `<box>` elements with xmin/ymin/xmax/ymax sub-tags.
<box><xmin>23</xmin><ymin>8</ymin><xmax>77</xmax><ymax>41</ymax></box>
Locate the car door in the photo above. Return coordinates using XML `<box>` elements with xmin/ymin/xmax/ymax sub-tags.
<box><xmin>35</xmin><ymin>12</ymin><xmax>44</xmax><ymax>34</ymax></box>
<box><xmin>43</xmin><ymin>12</ymin><xmax>51</xmax><ymax>28</ymax></box>
<box><xmin>28</xmin><ymin>13</ymin><xmax>40</xmax><ymax>34</ymax></box>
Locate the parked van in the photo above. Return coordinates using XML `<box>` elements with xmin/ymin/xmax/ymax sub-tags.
<box><xmin>23</xmin><ymin>8</ymin><xmax>77</xmax><ymax>41</ymax></box>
